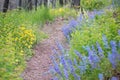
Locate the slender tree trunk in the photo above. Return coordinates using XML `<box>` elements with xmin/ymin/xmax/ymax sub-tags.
<box><xmin>19</xmin><ymin>0</ymin><xmax>22</xmax><ymax>10</ymax></box>
<box><xmin>3</xmin><ymin>0</ymin><xmax>9</xmax><ymax>12</ymax></box>
<box><xmin>74</xmin><ymin>0</ymin><xmax>80</xmax><ymax>7</ymax></box>
<box><xmin>35</xmin><ymin>0</ymin><xmax>37</xmax><ymax>11</ymax></box>
<box><xmin>71</xmin><ymin>0</ymin><xmax>74</xmax><ymax>7</ymax></box>
<box><xmin>39</xmin><ymin>0</ymin><xmax>42</xmax><ymax>6</ymax></box>
<box><xmin>59</xmin><ymin>0</ymin><xmax>63</xmax><ymax>6</ymax></box>
<box><xmin>51</xmin><ymin>0</ymin><xmax>56</xmax><ymax>8</ymax></box>
<box><xmin>72</xmin><ymin>0</ymin><xmax>84</xmax><ymax>14</ymax></box>
<box><xmin>64</xmin><ymin>0</ymin><xmax>67</xmax><ymax>5</ymax></box>
<box><xmin>27</xmin><ymin>0</ymin><xmax>32</xmax><ymax>10</ymax></box>
<box><xmin>44</xmin><ymin>0</ymin><xmax>48</xmax><ymax>7</ymax></box>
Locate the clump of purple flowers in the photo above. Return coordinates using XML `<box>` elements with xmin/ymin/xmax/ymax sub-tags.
<box><xmin>62</xmin><ymin>19</ymin><xmax>79</xmax><ymax>40</ymax></box>
<box><xmin>50</xmin><ymin>36</ymin><xmax>120</xmax><ymax>80</ymax></box>
<box><xmin>62</xmin><ymin>10</ymin><xmax>105</xmax><ymax>41</ymax></box>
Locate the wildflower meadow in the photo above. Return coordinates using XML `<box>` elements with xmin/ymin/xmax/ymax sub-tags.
<box><xmin>0</xmin><ymin>0</ymin><xmax>120</xmax><ymax>80</ymax></box>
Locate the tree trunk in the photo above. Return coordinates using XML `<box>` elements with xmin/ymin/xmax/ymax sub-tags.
<box><xmin>3</xmin><ymin>0</ymin><xmax>9</xmax><ymax>12</ymax></box>
<box><xmin>27</xmin><ymin>0</ymin><xmax>32</xmax><ymax>10</ymax></box>
<box><xmin>39</xmin><ymin>0</ymin><xmax>42</xmax><ymax>6</ymax></box>
<box><xmin>19</xmin><ymin>0</ymin><xmax>22</xmax><ymax>10</ymax></box>
<box><xmin>51</xmin><ymin>0</ymin><xmax>56</xmax><ymax>8</ymax></box>
<box><xmin>74</xmin><ymin>0</ymin><xmax>80</xmax><ymax>7</ymax></box>
<box><xmin>71</xmin><ymin>0</ymin><xmax>84</xmax><ymax>14</ymax></box>
<box><xmin>44</xmin><ymin>0</ymin><xmax>48</xmax><ymax>7</ymax></box>
<box><xmin>35</xmin><ymin>0</ymin><xmax>37</xmax><ymax>11</ymax></box>
<box><xmin>64</xmin><ymin>0</ymin><xmax>67</xmax><ymax>5</ymax></box>
<box><xmin>59</xmin><ymin>0</ymin><xmax>63</xmax><ymax>6</ymax></box>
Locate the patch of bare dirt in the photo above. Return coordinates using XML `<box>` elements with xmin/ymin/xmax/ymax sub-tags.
<box><xmin>22</xmin><ymin>18</ymin><xmax>68</xmax><ymax>80</ymax></box>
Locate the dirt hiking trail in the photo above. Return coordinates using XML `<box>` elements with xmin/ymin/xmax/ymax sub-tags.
<box><xmin>22</xmin><ymin>18</ymin><xmax>68</xmax><ymax>80</ymax></box>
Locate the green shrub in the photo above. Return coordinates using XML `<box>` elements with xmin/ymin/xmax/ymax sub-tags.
<box><xmin>112</xmin><ymin>0</ymin><xmax>120</xmax><ymax>8</ymax></box>
<box><xmin>81</xmin><ymin>0</ymin><xmax>111</xmax><ymax>10</ymax></box>
<box><xmin>25</xmin><ymin>6</ymin><xmax>54</xmax><ymax>25</ymax></box>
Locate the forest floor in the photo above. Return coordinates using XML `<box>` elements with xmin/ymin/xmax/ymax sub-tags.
<box><xmin>22</xmin><ymin>17</ymin><xmax>69</xmax><ymax>80</ymax></box>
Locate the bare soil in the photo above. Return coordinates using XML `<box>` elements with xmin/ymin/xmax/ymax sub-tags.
<box><xmin>22</xmin><ymin>18</ymin><xmax>68</xmax><ymax>80</ymax></box>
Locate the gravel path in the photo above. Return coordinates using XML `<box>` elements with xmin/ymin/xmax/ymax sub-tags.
<box><xmin>22</xmin><ymin>18</ymin><xmax>67</xmax><ymax>80</ymax></box>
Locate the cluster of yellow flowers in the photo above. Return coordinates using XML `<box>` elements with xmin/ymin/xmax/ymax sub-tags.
<box><xmin>49</xmin><ymin>8</ymin><xmax>77</xmax><ymax>18</ymax></box>
<box><xmin>50</xmin><ymin>8</ymin><xmax>65</xmax><ymax>16</ymax></box>
<box><xmin>14</xmin><ymin>26</ymin><xmax>36</xmax><ymax>49</ymax></box>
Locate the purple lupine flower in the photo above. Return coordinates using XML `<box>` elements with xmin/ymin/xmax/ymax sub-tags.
<box><xmin>98</xmin><ymin>73</ymin><xmax>104</xmax><ymax>80</ymax></box>
<box><xmin>110</xmin><ymin>40</ymin><xmax>120</xmax><ymax>61</ymax></box>
<box><xmin>88</xmin><ymin>12</ymin><xmax>95</xmax><ymax>19</ymax></box>
<box><xmin>102</xmin><ymin>35</ymin><xmax>110</xmax><ymax>49</ymax></box>
<box><xmin>110</xmin><ymin>41</ymin><xmax>120</xmax><ymax>59</ymax></box>
<box><xmin>77</xmin><ymin>76</ymin><xmax>81</xmax><ymax>80</ymax></box>
<box><xmin>78</xmin><ymin>66</ymin><xmax>86</xmax><ymax>74</ymax></box>
<box><xmin>55</xmin><ymin>40</ymin><xmax>64</xmax><ymax>54</ymax></box>
<box><xmin>50</xmin><ymin>56</ymin><xmax>62</xmax><ymax>76</ymax></box>
<box><xmin>81</xmin><ymin>56</ymin><xmax>89</xmax><ymax>65</ymax></box>
<box><xmin>69</xmin><ymin>19</ymin><xmax>78</xmax><ymax>28</ymax></box>
<box><xmin>119</xmin><ymin>41</ymin><xmax>120</xmax><ymax>48</ymax></box>
<box><xmin>51</xmin><ymin>47</ymin><xmax>58</xmax><ymax>54</ymax></box>
<box><xmin>94</xmin><ymin>10</ymin><xmax>104</xmax><ymax>15</ymax></box>
<box><xmin>86</xmin><ymin>46</ymin><xmax>100</xmax><ymax>68</ymax></box>
<box><xmin>59</xmin><ymin>55</ymin><xmax>67</xmax><ymax>70</ymax></box>
<box><xmin>96</xmin><ymin>42</ymin><xmax>104</xmax><ymax>58</ymax></box>
<box><xmin>88</xmin><ymin>9</ymin><xmax>104</xmax><ymax>19</ymax></box>
<box><xmin>110</xmin><ymin>41</ymin><xmax>118</xmax><ymax>54</ymax></box>
<box><xmin>108</xmin><ymin>52</ymin><xmax>117</xmax><ymax>69</ymax></box>
<box><xmin>86</xmin><ymin>46</ymin><xmax>100</xmax><ymax>63</ymax></box>
<box><xmin>74</xmin><ymin>50</ymin><xmax>82</xmax><ymax>59</ymax></box>
<box><xmin>67</xmin><ymin>59</ymin><xmax>75</xmax><ymax>73</ymax></box>
<box><xmin>111</xmin><ymin>76</ymin><xmax>118</xmax><ymax>80</ymax></box>
<box><xmin>66</xmin><ymin>35</ymin><xmax>71</xmax><ymax>42</ymax></box>
<box><xmin>62</xmin><ymin>20</ymin><xmax>78</xmax><ymax>39</ymax></box>
<box><xmin>63</xmin><ymin>69</ymin><xmax>69</xmax><ymax>79</ymax></box>
<box><xmin>52</xmin><ymin>77</ymin><xmax>59</xmax><ymax>80</ymax></box>
<box><xmin>73</xmin><ymin>58</ymin><xmax>78</xmax><ymax>66</ymax></box>
<box><xmin>77</xmin><ymin>14</ymin><xmax>83</xmax><ymax>22</ymax></box>
<box><xmin>79</xmin><ymin>56</ymin><xmax>88</xmax><ymax>73</ymax></box>
<box><xmin>75</xmin><ymin>49</ymin><xmax>88</xmax><ymax>65</ymax></box>
<box><xmin>51</xmin><ymin>47</ymin><xmax>59</xmax><ymax>59</ymax></box>
<box><xmin>91</xmin><ymin>45</ymin><xmax>97</xmax><ymax>54</ymax></box>
<box><xmin>49</xmin><ymin>66</ymin><xmax>56</xmax><ymax>75</ymax></box>
<box><xmin>118</xmin><ymin>30</ymin><xmax>120</xmax><ymax>35</ymax></box>
<box><xmin>72</xmin><ymin>72</ymin><xmax>81</xmax><ymax>80</ymax></box>
<box><xmin>62</xmin><ymin>25</ymin><xmax>71</xmax><ymax>39</ymax></box>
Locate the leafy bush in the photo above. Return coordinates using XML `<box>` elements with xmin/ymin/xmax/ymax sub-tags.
<box><xmin>25</xmin><ymin>6</ymin><xmax>54</xmax><ymax>25</ymax></box>
<box><xmin>81</xmin><ymin>0</ymin><xmax>110</xmax><ymax>10</ymax></box>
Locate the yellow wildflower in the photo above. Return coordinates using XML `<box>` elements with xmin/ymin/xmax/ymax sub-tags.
<box><xmin>20</xmin><ymin>27</ymin><xmax>25</xmax><ymax>30</ymax></box>
<box><xmin>20</xmin><ymin>50</ymin><xmax>24</xmax><ymax>53</ymax></box>
<box><xmin>15</xmin><ymin>37</ymin><xmax>18</xmax><ymax>41</ymax></box>
<box><xmin>59</xmin><ymin>8</ymin><xmax>64</xmax><ymax>13</ymax></box>
<box><xmin>28</xmin><ymin>45</ymin><xmax>31</xmax><ymax>48</ymax></box>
